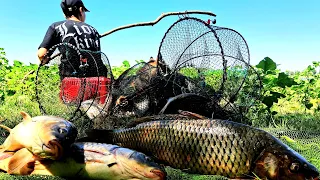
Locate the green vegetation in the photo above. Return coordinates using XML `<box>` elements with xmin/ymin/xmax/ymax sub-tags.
<box><xmin>1</xmin><ymin>47</ymin><xmax>320</xmax><ymax>179</ymax></box>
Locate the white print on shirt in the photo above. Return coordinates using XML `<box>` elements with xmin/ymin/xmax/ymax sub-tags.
<box><xmin>55</xmin><ymin>22</ymin><xmax>99</xmax><ymax>49</ymax></box>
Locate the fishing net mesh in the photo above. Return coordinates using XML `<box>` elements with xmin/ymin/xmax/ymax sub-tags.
<box><xmin>35</xmin><ymin>43</ymin><xmax>113</xmax><ymax>137</ymax></box>
<box><xmin>155</xmin><ymin>17</ymin><xmax>261</xmax><ymax>123</ymax></box>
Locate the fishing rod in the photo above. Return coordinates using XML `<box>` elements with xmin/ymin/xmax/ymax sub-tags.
<box><xmin>99</xmin><ymin>10</ymin><xmax>217</xmax><ymax>38</ymax></box>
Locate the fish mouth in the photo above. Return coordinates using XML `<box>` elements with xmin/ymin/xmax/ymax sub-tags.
<box><xmin>145</xmin><ymin>169</ymin><xmax>166</xmax><ymax>180</ymax></box>
<box><xmin>42</xmin><ymin>139</ymin><xmax>63</xmax><ymax>160</ymax></box>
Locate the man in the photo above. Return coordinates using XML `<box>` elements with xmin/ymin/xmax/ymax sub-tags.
<box><xmin>37</xmin><ymin>0</ymin><xmax>107</xmax><ymax>79</ymax></box>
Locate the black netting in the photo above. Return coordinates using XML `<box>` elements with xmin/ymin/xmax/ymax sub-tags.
<box><xmin>93</xmin><ymin>17</ymin><xmax>262</xmax><ymax>126</ymax></box>
<box><xmin>107</xmin><ymin>59</ymin><xmax>162</xmax><ymax>120</ymax></box>
<box><xmin>154</xmin><ymin>17</ymin><xmax>260</xmax><ymax>122</ymax></box>
<box><xmin>35</xmin><ymin>43</ymin><xmax>113</xmax><ymax>137</ymax></box>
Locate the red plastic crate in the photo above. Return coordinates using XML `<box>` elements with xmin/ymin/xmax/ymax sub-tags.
<box><xmin>59</xmin><ymin>77</ymin><xmax>111</xmax><ymax>104</ymax></box>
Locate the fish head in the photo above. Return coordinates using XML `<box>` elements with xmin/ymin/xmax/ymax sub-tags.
<box><xmin>34</xmin><ymin>116</ymin><xmax>78</xmax><ymax>160</ymax></box>
<box><xmin>115</xmin><ymin>147</ymin><xmax>166</xmax><ymax>180</ymax></box>
<box><xmin>253</xmin><ymin>143</ymin><xmax>319</xmax><ymax>180</ymax></box>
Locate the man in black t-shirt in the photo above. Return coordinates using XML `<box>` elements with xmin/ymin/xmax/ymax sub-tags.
<box><xmin>37</xmin><ymin>0</ymin><xmax>107</xmax><ymax>79</ymax></box>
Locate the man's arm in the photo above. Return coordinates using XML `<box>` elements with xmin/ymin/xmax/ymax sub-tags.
<box><xmin>37</xmin><ymin>24</ymin><xmax>56</xmax><ymax>64</ymax></box>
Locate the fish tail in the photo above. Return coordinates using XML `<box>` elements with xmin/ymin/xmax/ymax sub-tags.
<box><xmin>0</xmin><ymin>124</ymin><xmax>11</xmax><ymax>133</ymax></box>
<box><xmin>77</xmin><ymin>129</ymin><xmax>114</xmax><ymax>143</ymax></box>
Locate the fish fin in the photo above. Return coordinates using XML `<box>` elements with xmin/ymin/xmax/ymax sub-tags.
<box><xmin>20</xmin><ymin>111</ymin><xmax>32</xmax><ymax>123</ymax></box>
<box><xmin>7</xmin><ymin>148</ymin><xmax>36</xmax><ymax>175</ymax></box>
<box><xmin>0</xmin><ymin>134</ymin><xmax>14</xmax><ymax>152</ymax></box>
<box><xmin>127</xmin><ymin>114</ymin><xmax>202</xmax><ymax>128</ymax></box>
<box><xmin>252</xmin><ymin>150</ymin><xmax>278</xmax><ymax>179</ymax></box>
<box><xmin>82</xmin><ymin>129</ymin><xmax>114</xmax><ymax>143</ymax></box>
<box><xmin>0</xmin><ymin>125</ymin><xmax>11</xmax><ymax>133</ymax></box>
<box><xmin>178</xmin><ymin>110</ymin><xmax>207</xmax><ymax>119</ymax></box>
<box><xmin>125</xmin><ymin>116</ymin><xmax>158</xmax><ymax>128</ymax></box>
<box><xmin>0</xmin><ymin>134</ymin><xmax>24</xmax><ymax>153</ymax></box>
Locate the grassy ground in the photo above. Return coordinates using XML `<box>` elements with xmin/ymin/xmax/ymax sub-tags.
<box><xmin>0</xmin><ymin>167</ymin><xmax>228</xmax><ymax>180</ymax></box>
<box><xmin>0</xmin><ymin>174</ymin><xmax>64</xmax><ymax>180</ymax></box>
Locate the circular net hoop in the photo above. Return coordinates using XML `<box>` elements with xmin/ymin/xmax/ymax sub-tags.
<box><xmin>156</xmin><ymin>17</ymin><xmax>262</xmax><ymax>120</ymax></box>
<box><xmin>35</xmin><ymin>43</ymin><xmax>113</xmax><ymax>136</ymax></box>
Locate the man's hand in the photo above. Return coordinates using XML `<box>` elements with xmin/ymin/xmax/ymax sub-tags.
<box><xmin>40</xmin><ymin>56</ymin><xmax>50</xmax><ymax>65</ymax></box>
<box><xmin>37</xmin><ymin>47</ymin><xmax>48</xmax><ymax>65</ymax></box>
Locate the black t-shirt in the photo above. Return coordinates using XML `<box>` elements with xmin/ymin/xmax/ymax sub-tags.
<box><xmin>39</xmin><ymin>19</ymin><xmax>100</xmax><ymax>51</ymax></box>
<box><xmin>39</xmin><ymin>20</ymin><xmax>107</xmax><ymax>78</ymax></box>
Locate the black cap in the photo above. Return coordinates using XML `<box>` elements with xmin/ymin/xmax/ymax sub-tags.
<box><xmin>61</xmin><ymin>0</ymin><xmax>90</xmax><ymax>12</ymax></box>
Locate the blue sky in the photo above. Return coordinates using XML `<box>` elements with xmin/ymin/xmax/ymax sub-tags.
<box><xmin>0</xmin><ymin>0</ymin><xmax>319</xmax><ymax>71</ymax></box>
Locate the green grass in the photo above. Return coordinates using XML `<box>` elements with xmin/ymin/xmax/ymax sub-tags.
<box><xmin>165</xmin><ymin>167</ymin><xmax>228</xmax><ymax>180</ymax></box>
<box><xmin>0</xmin><ymin>167</ymin><xmax>228</xmax><ymax>180</ymax></box>
<box><xmin>0</xmin><ymin>174</ymin><xmax>64</xmax><ymax>180</ymax></box>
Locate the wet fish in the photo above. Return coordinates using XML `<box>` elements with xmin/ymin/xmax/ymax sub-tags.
<box><xmin>84</xmin><ymin>115</ymin><xmax>319</xmax><ymax>180</ymax></box>
<box><xmin>0</xmin><ymin>142</ymin><xmax>166</xmax><ymax>180</ymax></box>
<box><xmin>0</xmin><ymin>111</ymin><xmax>77</xmax><ymax>160</ymax></box>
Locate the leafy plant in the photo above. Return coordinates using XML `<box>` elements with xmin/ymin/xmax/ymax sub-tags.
<box><xmin>251</xmin><ymin>57</ymin><xmax>299</xmax><ymax>126</ymax></box>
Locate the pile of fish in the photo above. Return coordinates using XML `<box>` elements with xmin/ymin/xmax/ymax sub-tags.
<box><xmin>0</xmin><ymin>111</ymin><xmax>166</xmax><ymax>180</ymax></box>
<box><xmin>0</xmin><ymin>110</ymin><xmax>319</xmax><ymax>179</ymax></box>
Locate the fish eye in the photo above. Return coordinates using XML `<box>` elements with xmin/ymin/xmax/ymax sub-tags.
<box><xmin>290</xmin><ymin>162</ymin><xmax>300</xmax><ymax>172</ymax></box>
<box><xmin>58</xmin><ymin>128</ymin><xmax>68</xmax><ymax>134</ymax></box>
<box><xmin>133</xmin><ymin>153</ymin><xmax>150</xmax><ymax>163</ymax></box>
<box><xmin>145</xmin><ymin>156</ymin><xmax>152</xmax><ymax>162</ymax></box>
<box><xmin>139</xmin><ymin>154</ymin><xmax>147</xmax><ymax>160</ymax></box>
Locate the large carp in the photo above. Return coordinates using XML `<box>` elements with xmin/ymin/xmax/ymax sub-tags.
<box><xmin>83</xmin><ymin>114</ymin><xmax>319</xmax><ymax>180</ymax></box>
<box><xmin>0</xmin><ymin>111</ymin><xmax>77</xmax><ymax>160</ymax></box>
<box><xmin>0</xmin><ymin>142</ymin><xmax>166</xmax><ymax>180</ymax></box>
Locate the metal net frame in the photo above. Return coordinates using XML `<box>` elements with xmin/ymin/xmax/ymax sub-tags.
<box><xmin>35</xmin><ymin>42</ymin><xmax>113</xmax><ymax>136</ymax></box>
<box><xmin>155</xmin><ymin>17</ymin><xmax>262</xmax><ymax>122</ymax></box>
<box><xmin>97</xmin><ymin>16</ymin><xmax>262</xmax><ymax>127</ymax></box>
